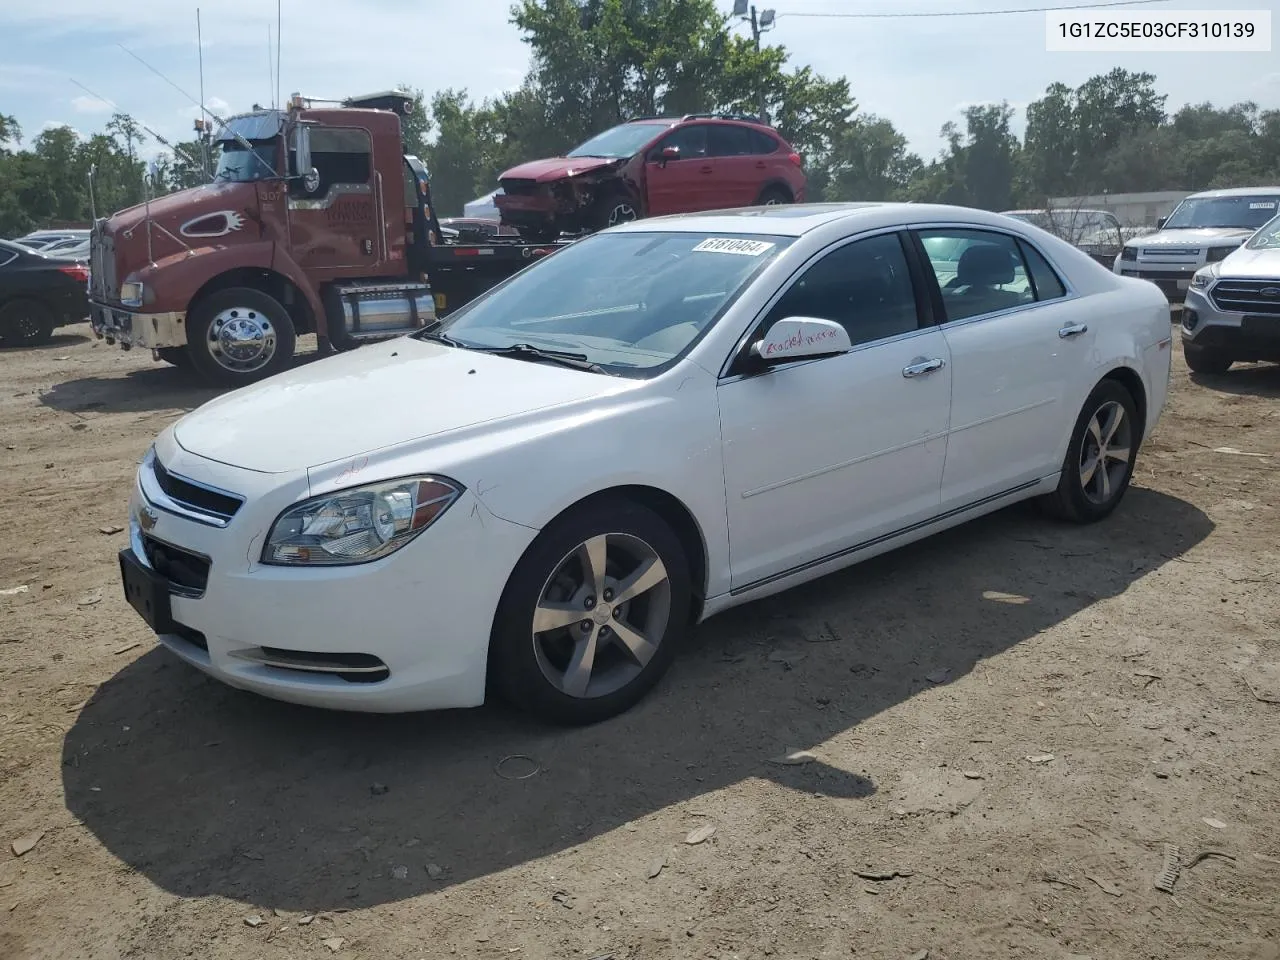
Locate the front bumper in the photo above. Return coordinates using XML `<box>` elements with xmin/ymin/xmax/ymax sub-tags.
<box><xmin>123</xmin><ymin>437</ymin><xmax>538</xmax><ymax>713</ymax></box>
<box><xmin>1181</xmin><ymin>284</ymin><xmax>1280</xmax><ymax>362</ymax></box>
<box><xmin>90</xmin><ymin>304</ymin><xmax>187</xmax><ymax>349</ymax></box>
<box><xmin>1114</xmin><ymin>263</ymin><xmax>1197</xmax><ymax>303</ymax></box>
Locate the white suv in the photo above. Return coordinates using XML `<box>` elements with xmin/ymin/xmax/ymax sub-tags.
<box><xmin>1113</xmin><ymin>187</ymin><xmax>1280</xmax><ymax>303</ymax></box>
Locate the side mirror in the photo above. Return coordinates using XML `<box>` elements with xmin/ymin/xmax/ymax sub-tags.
<box><xmin>1156</xmin><ymin>216</ymin><xmax>1168</xmax><ymax>230</ymax></box>
<box><xmin>750</xmin><ymin>317</ymin><xmax>851</xmax><ymax>364</ymax></box>
<box><xmin>293</xmin><ymin>124</ymin><xmax>320</xmax><ymax>192</ymax></box>
<box><xmin>654</xmin><ymin>145</ymin><xmax>680</xmax><ymax>167</ymax></box>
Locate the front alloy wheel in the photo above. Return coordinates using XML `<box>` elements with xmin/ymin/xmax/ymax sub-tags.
<box><xmin>490</xmin><ymin>497</ymin><xmax>691</xmax><ymax>724</ymax></box>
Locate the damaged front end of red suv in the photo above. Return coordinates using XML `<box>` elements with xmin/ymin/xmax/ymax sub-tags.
<box><xmin>496</xmin><ymin>155</ymin><xmax>638</xmax><ymax>242</ymax></box>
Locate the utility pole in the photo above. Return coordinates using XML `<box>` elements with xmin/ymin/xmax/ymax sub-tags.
<box><xmin>733</xmin><ymin>1</ymin><xmax>776</xmax><ymax>125</ymax></box>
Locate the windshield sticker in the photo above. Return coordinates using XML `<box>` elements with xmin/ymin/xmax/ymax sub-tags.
<box><xmin>693</xmin><ymin>238</ymin><xmax>775</xmax><ymax>256</ymax></box>
<box><xmin>1249</xmin><ymin>202</ymin><xmax>1277</xmax><ymax>209</ymax></box>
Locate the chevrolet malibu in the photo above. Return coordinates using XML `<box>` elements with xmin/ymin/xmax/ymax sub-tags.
<box><xmin>120</xmin><ymin>203</ymin><xmax>1173</xmax><ymax>724</ymax></box>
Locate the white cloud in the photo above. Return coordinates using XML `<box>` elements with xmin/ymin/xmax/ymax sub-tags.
<box><xmin>181</xmin><ymin>95</ymin><xmax>231</xmax><ymax>119</ymax></box>
<box><xmin>71</xmin><ymin>95</ymin><xmax>112</xmax><ymax>114</ymax></box>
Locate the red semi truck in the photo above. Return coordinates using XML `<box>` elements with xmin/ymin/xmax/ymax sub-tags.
<box><xmin>88</xmin><ymin>92</ymin><xmax>564</xmax><ymax>386</ymax></box>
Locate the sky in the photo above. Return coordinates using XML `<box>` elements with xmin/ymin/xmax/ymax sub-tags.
<box><xmin>1</xmin><ymin>0</ymin><xmax>1278</xmax><ymax>169</ymax></box>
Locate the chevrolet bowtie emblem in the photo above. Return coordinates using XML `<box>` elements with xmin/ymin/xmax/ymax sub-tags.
<box><xmin>137</xmin><ymin>504</ymin><xmax>158</xmax><ymax>532</ymax></box>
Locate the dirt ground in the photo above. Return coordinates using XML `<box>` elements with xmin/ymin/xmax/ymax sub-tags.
<box><xmin>1</xmin><ymin>321</ymin><xmax>1277</xmax><ymax>960</ymax></box>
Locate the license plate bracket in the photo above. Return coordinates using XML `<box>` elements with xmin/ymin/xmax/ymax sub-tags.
<box><xmin>119</xmin><ymin>548</ymin><xmax>175</xmax><ymax>633</ymax></box>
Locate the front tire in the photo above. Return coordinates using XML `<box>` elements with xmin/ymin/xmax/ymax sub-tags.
<box><xmin>1040</xmin><ymin>379</ymin><xmax>1140</xmax><ymax>524</ymax></box>
<box><xmin>593</xmin><ymin>190</ymin><xmax>640</xmax><ymax>232</ymax></box>
<box><xmin>0</xmin><ymin>298</ymin><xmax>55</xmax><ymax>348</ymax></box>
<box><xmin>186</xmin><ymin>288</ymin><xmax>296</xmax><ymax>387</ymax></box>
<box><xmin>1183</xmin><ymin>342</ymin><xmax>1233</xmax><ymax>375</ymax></box>
<box><xmin>489</xmin><ymin>497</ymin><xmax>692</xmax><ymax>725</ymax></box>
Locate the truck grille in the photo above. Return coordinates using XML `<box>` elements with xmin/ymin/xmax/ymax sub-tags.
<box><xmin>89</xmin><ymin>219</ymin><xmax>117</xmax><ymax>300</ymax></box>
<box><xmin>1211</xmin><ymin>279</ymin><xmax>1280</xmax><ymax>316</ymax></box>
<box><xmin>500</xmin><ymin>178</ymin><xmax>540</xmax><ymax>196</ymax></box>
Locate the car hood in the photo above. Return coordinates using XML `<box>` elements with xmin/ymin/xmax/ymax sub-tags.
<box><xmin>1217</xmin><ymin>244</ymin><xmax>1280</xmax><ymax>279</ymax></box>
<box><xmin>499</xmin><ymin>155</ymin><xmax>621</xmax><ymax>184</ymax></box>
<box><xmin>172</xmin><ymin>340</ymin><xmax>629</xmax><ymax>474</ymax></box>
<box><xmin>1125</xmin><ymin>227</ymin><xmax>1255</xmax><ymax>249</ymax></box>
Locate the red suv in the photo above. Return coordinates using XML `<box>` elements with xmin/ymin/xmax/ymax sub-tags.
<box><xmin>495</xmin><ymin>114</ymin><xmax>806</xmax><ymax>241</ymax></box>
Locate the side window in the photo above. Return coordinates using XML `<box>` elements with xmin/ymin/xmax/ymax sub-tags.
<box><xmin>1018</xmin><ymin>239</ymin><xmax>1067</xmax><ymax>301</ymax></box>
<box><xmin>708</xmin><ymin>124</ymin><xmax>751</xmax><ymax>157</ymax></box>
<box><xmin>402</xmin><ymin>161</ymin><xmax>417</xmax><ymax>208</ymax></box>
<box><xmin>310</xmin><ymin>127</ymin><xmax>372</xmax><ymax>194</ymax></box>
<box><xmin>749</xmin><ymin>129</ymin><xmax>779</xmax><ymax>155</ymax></box>
<box><xmin>916</xmin><ymin>228</ymin><xmax>1032</xmax><ymax>322</ymax></box>
<box><xmin>762</xmin><ymin>233</ymin><xmax>920</xmax><ymax>348</ymax></box>
<box><xmin>653</xmin><ymin>124</ymin><xmax>708</xmax><ymax>160</ymax></box>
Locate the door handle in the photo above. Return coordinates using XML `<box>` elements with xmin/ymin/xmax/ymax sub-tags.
<box><xmin>699</xmin><ymin>165</ymin><xmax>714</xmax><ymax>174</ymax></box>
<box><xmin>902</xmin><ymin>357</ymin><xmax>945</xmax><ymax>378</ymax></box>
<box><xmin>1058</xmin><ymin>322</ymin><xmax>1089</xmax><ymax>338</ymax></box>
<box><xmin>755</xmin><ymin>161</ymin><xmax>766</xmax><ymax>169</ymax></box>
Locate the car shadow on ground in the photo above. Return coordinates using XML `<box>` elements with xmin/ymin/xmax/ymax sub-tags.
<box><xmin>62</xmin><ymin>488</ymin><xmax>1212</xmax><ymax>912</ymax></box>
<box><xmin>1189</xmin><ymin>363</ymin><xmax>1280</xmax><ymax>399</ymax></box>
<box><xmin>38</xmin><ymin>351</ymin><xmax>327</xmax><ymax>416</ymax></box>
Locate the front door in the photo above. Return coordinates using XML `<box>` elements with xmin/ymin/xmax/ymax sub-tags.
<box><xmin>287</xmin><ymin>125</ymin><xmax>383</xmax><ymax>276</ymax></box>
<box><xmin>912</xmin><ymin>226</ymin><xmax>1095</xmax><ymax>510</ymax></box>
<box><xmin>718</xmin><ymin>231</ymin><xmax>952</xmax><ymax>591</ymax></box>
<box><xmin>644</xmin><ymin>124</ymin><xmax>712</xmax><ymax>216</ymax></box>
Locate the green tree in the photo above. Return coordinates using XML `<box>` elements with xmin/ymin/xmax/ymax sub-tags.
<box><xmin>424</xmin><ymin>89</ymin><xmax>491</xmax><ymax>216</ymax></box>
<box><xmin>823</xmin><ymin>115</ymin><xmax>922</xmax><ymax>202</ymax></box>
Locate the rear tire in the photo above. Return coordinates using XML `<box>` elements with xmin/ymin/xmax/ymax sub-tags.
<box><xmin>0</xmin><ymin>298</ymin><xmax>55</xmax><ymax>348</ymax></box>
<box><xmin>1039</xmin><ymin>379</ymin><xmax>1140</xmax><ymax>524</ymax></box>
<box><xmin>756</xmin><ymin>186</ymin><xmax>792</xmax><ymax>206</ymax></box>
<box><xmin>1182</xmin><ymin>342</ymin><xmax>1233</xmax><ymax>375</ymax></box>
<box><xmin>185</xmin><ymin>287</ymin><xmax>296</xmax><ymax>387</ymax></box>
<box><xmin>489</xmin><ymin>497</ymin><xmax>692</xmax><ymax>725</ymax></box>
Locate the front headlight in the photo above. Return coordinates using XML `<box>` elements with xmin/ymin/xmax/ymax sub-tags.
<box><xmin>262</xmin><ymin>476</ymin><xmax>463</xmax><ymax>566</ymax></box>
<box><xmin>1190</xmin><ymin>263</ymin><xmax>1220</xmax><ymax>289</ymax></box>
<box><xmin>119</xmin><ymin>281</ymin><xmax>145</xmax><ymax>307</ymax></box>
<box><xmin>1204</xmin><ymin>245</ymin><xmax>1237</xmax><ymax>263</ymax></box>
<box><xmin>1120</xmin><ymin>245</ymin><xmax>1137</xmax><ymax>262</ymax></box>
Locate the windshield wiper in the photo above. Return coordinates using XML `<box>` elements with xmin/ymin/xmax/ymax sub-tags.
<box><xmin>472</xmin><ymin>342</ymin><xmax>610</xmax><ymax>373</ymax></box>
<box><xmin>416</xmin><ymin>330</ymin><xmax>467</xmax><ymax>348</ymax></box>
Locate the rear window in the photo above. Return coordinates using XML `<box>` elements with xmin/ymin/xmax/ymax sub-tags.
<box><xmin>709</xmin><ymin>124</ymin><xmax>752</xmax><ymax>157</ymax></box>
<box><xmin>749</xmin><ymin>129</ymin><xmax>780</xmax><ymax>154</ymax></box>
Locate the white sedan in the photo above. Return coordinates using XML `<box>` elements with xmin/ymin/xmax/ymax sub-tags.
<box><xmin>119</xmin><ymin>203</ymin><xmax>1173</xmax><ymax>724</ymax></box>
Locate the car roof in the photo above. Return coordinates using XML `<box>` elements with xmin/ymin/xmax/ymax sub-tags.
<box><xmin>1184</xmin><ymin>186</ymin><xmax>1280</xmax><ymax>199</ymax></box>
<box><xmin>609</xmin><ymin>202</ymin><xmax>1032</xmax><ymax>238</ymax></box>
<box><xmin>1002</xmin><ymin>208</ymin><xmax>1113</xmax><ymax>216</ymax></box>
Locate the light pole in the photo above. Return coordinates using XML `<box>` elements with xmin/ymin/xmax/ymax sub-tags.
<box><xmin>732</xmin><ymin>0</ymin><xmax>776</xmax><ymax>125</ymax></box>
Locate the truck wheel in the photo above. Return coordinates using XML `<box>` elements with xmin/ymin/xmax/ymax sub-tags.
<box><xmin>0</xmin><ymin>299</ymin><xmax>55</xmax><ymax>348</ymax></box>
<box><xmin>186</xmin><ymin>288</ymin><xmax>296</xmax><ymax>387</ymax></box>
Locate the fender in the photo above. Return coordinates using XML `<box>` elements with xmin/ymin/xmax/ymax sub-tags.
<box><xmin>268</xmin><ymin>245</ymin><xmax>327</xmax><ymax>339</ymax></box>
<box><xmin>129</xmin><ymin>241</ymin><xmax>280</xmax><ymax>314</ymax></box>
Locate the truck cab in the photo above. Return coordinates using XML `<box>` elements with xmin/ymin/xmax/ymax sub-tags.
<box><xmin>88</xmin><ymin>92</ymin><xmax>559</xmax><ymax>386</ymax></box>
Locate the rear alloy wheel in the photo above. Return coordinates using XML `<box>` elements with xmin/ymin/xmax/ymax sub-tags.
<box><xmin>490</xmin><ymin>498</ymin><xmax>691</xmax><ymax>724</ymax></box>
<box><xmin>0</xmin><ymin>298</ymin><xmax>55</xmax><ymax>348</ymax></box>
<box><xmin>1040</xmin><ymin>379</ymin><xmax>1140</xmax><ymax>523</ymax></box>
<box><xmin>1182</xmin><ymin>342</ymin><xmax>1233</xmax><ymax>375</ymax></box>
<box><xmin>757</xmin><ymin>186</ymin><xmax>792</xmax><ymax>206</ymax></box>
<box><xmin>186</xmin><ymin>287</ymin><xmax>296</xmax><ymax>387</ymax></box>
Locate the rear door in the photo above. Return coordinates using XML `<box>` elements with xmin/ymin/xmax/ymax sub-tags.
<box><xmin>644</xmin><ymin>124</ymin><xmax>712</xmax><ymax>216</ymax></box>
<box><xmin>705</xmin><ymin>123</ymin><xmax>758</xmax><ymax>208</ymax></box>
<box><xmin>912</xmin><ymin>225</ymin><xmax>1094</xmax><ymax>510</ymax></box>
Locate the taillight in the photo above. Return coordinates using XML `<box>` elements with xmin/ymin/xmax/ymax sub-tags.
<box><xmin>788</xmin><ymin>152</ymin><xmax>803</xmax><ymax>167</ymax></box>
<box><xmin>57</xmin><ymin>263</ymin><xmax>89</xmax><ymax>284</ymax></box>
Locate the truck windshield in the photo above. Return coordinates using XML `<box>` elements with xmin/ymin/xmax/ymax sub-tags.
<box><xmin>429</xmin><ymin>231</ymin><xmax>792</xmax><ymax>375</ymax></box>
<box><xmin>1163</xmin><ymin>195</ymin><xmax>1279</xmax><ymax>230</ymax></box>
<box><xmin>567</xmin><ymin>123</ymin><xmax>670</xmax><ymax>159</ymax></box>
<box><xmin>213</xmin><ymin>141</ymin><xmax>279</xmax><ymax>182</ymax></box>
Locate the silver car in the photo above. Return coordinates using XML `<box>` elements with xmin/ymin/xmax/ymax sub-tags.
<box><xmin>1114</xmin><ymin>187</ymin><xmax>1280</xmax><ymax>303</ymax></box>
<box><xmin>1180</xmin><ymin>212</ymin><xmax>1280</xmax><ymax>374</ymax></box>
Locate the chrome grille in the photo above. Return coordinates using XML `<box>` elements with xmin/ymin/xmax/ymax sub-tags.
<box><xmin>89</xmin><ymin>219</ymin><xmax>117</xmax><ymax>301</ymax></box>
<box><xmin>150</xmin><ymin>454</ymin><xmax>245</xmax><ymax>525</ymax></box>
<box><xmin>1141</xmin><ymin>247</ymin><xmax>1200</xmax><ymax>258</ymax></box>
<box><xmin>1210</xmin><ymin>279</ymin><xmax>1280</xmax><ymax>316</ymax></box>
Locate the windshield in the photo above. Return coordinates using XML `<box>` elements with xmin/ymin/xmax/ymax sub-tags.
<box><xmin>567</xmin><ymin>123</ymin><xmax>669</xmax><ymax>159</ymax></box>
<box><xmin>1163</xmin><ymin>195</ymin><xmax>1280</xmax><ymax>230</ymax></box>
<box><xmin>430</xmin><ymin>231</ymin><xmax>792</xmax><ymax>374</ymax></box>
<box><xmin>1246</xmin><ymin>213</ymin><xmax>1280</xmax><ymax>250</ymax></box>
<box><xmin>213</xmin><ymin>140</ymin><xmax>279</xmax><ymax>182</ymax></box>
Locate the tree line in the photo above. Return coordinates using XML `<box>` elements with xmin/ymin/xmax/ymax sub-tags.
<box><xmin>3</xmin><ymin>0</ymin><xmax>1279</xmax><ymax>237</ymax></box>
